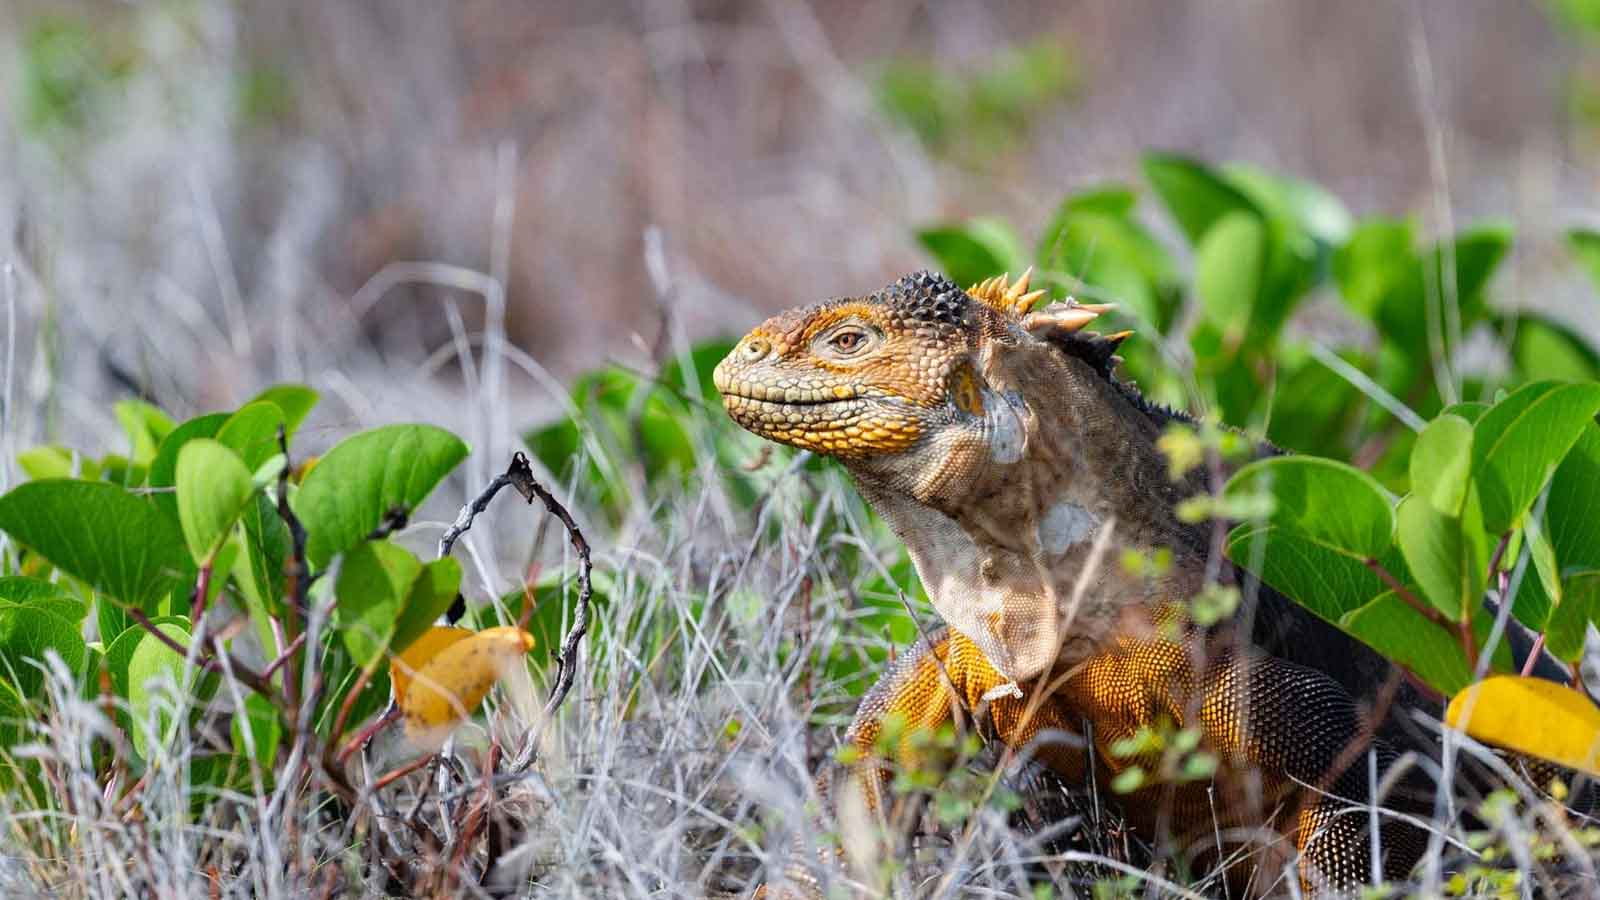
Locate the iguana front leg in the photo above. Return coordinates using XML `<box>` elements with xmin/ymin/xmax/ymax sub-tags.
<box><xmin>757</xmin><ymin>627</ymin><xmax>1088</xmax><ymax>896</ymax></box>
<box><xmin>842</xmin><ymin>626</ymin><xmax>1090</xmax><ymax>814</ymax></box>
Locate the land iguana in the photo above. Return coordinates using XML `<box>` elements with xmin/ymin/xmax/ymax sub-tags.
<box><xmin>711</xmin><ymin>270</ymin><xmax>1564</xmax><ymax>896</ymax></box>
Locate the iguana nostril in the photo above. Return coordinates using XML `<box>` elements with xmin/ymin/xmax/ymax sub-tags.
<box><xmin>742</xmin><ymin>338</ymin><xmax>771</xmax><ymax>361</ymax></box>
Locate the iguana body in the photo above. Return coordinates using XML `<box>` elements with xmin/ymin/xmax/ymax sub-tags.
<box><xmin>711</xmin><ymin>271</ymin><xmax>1464</xmax><ymax>894</ymax></box>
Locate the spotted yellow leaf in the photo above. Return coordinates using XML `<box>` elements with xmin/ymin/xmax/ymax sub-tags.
<box><xmin>399</xmin><ymin>625</ymin><xmax>535</xmax><ymax>743</ymax></box>
<box><xmin>389</xmin><ymin>625</ymin><xmax>474</xmax><ymax>703</ymax></box>
<box><xmin>1446</xmin><ymin>675</ymin><xmax>1600</xmax><ymax>776</ymax></box>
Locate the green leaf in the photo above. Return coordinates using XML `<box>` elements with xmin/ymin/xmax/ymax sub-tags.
<box><xmin>1515</xmin><ymin>421</ymin><xmax>1600</xmax><ymax>629</ymax></box>
<box><xmin>0</xmin><ymin>480</ymin><xmax>191</xmax><ymax>615</ymax></box>
<box><xmin>294</xmin><ymin>424</ymin><xmax>469</xmax><ymax>568</ymax></box>
<box><xmin>1513</xmin><ymin>318</ymin><xmax>1599</xmax><ymax>383</ymax></box>
<box><xmin>147</xmin><ymin>413</ymin><xmax>231</xmax><ymax>521</ymax></box>
<box><xmin>1471</xmin><ymin>380</ymin><xmax>1600</xmax><ymax>534</ymax></box>
<box><xmin>1194</xmin><ymin>212</ymin><xmax>1264</xmax><ymax>338</ymax></box>
<box><xmin>0</xmin><ymin>577</ymin><xmax>85</xmax><ymax>623</ymax></box>
<box><xmin>1546</xmin><ymin>570</ymin><xmax>1600</xmax><ymax>663</ymax></box>
<box><xmin>215</xmin><ymin>401</ymin><xmax>289</xmax><ymax>471</ymax></box>
<box><xmin>0</xmin><ymin>602</ymin><xmax>86</xmax><ymax>701</ymax></box>
<box><xmin>334</xmin><ymin>540</ymin><xmax>422</xmax><ymax>667</ymax></box>
<box><xmin>1411</xmin><ymin>414</ymin><xmax>1474</xmax><ymax>515</ymax></box>
<box><xmin>126</xmin><ymin>621</ymin><xmax>192</xmax><ymax>759</ymax></box>
<box><xmin>915</xmin><ymin>218</ymin><xmax>1027</xmax><ymax>288</ymax></box>
<box><xmin>1226</xmin><ymin>523</ymin><xmax>1394</xmax><ymax>623</ymax></box>
<box><xmin>246</xmin><ymin>384</ymin><xmax>319</xmax><ymax>435</ymax></box>
<box><xmin>114</xmin><ymin>400</ymin><xmax>174</xmax><ymax>468</ymax></box>
<box><xmin>1221</xmin><ymin>164</ymin><xmax>1352</xmax><ymax>246</ymax></box>
<box><xmin>1342</xmin><ymin>592</ymin><xmax>1474</xmax><ymax>695</ymax></box>
<box><xmin>237</xmin><ymin>494</ymin><xmax>290</xmax><ymax>617</ymax></box>
<box><xmin>175</xmin><ymin>440</ymin><xmax>256</xmax><ymax>565</ymax></box>
<box><xmin>391</xmin><ymin>557</ymin><xmax>462</xmax><ymax>656</ymax></box>
<box><xmin>104</xmin><ymin>616</ymin><xmax>188</xmax><ymax>703</ymax></box>
<box><xmin>1225</xmin><ymin>456</ymin><xmax>1396</xmax><ymax>559</ymax></box>
<box><xmin>230</xmin><ymin>692</ymin><xmax>281</xmax><ymax>770</ymax></box>
<box><xmin>18</xmin><ymin>445</ymin><xmax>93</xmax><ymax>481</ymax></box>
<box><xmin>1141</xmin><ymin>153</ymin><xmax>1261</xmax><ymax>245</ymax></box>
<box><xmin>1568</xmin><ymin>227</ymin><xmax>1600</xmax><ymax>291</ymax></box>
<box><xmin>1394</xmin><ymin>493</ymin><xmax>1488</xmax><ymax>620</ymax></box>
<box><xmin>1332</xmin><ymin>219</ymin><xmax>1414</xmax><ymax>321</ymax></box>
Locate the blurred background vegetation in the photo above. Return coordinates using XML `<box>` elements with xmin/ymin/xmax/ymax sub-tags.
<box><xmin>4</xmin><ymin>0</ymin><xmax>1599</xmax><ymax>451</ymax></box>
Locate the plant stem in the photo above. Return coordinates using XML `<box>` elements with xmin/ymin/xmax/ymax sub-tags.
<box><xmin>336</xmin><ymin>704</ymin><xmax>401</xmax><ymax>764</ymax></box>
<box><xmin>1362</xmin><ymin>559</ymin><xmax>1452</xmax><ymax>630</ymax></box>
<box><xmin>124</xmin><ymin>607</ymin><xmax>277</xmax><ymax>700</ymax></box>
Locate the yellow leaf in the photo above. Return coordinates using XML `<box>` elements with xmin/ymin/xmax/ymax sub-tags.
<box><xmin>1446</xmin><ymin>675</ymin><xmax>1600</xmax><ymax>776</ymax></box>
<box><xmin>389</xmin><ymin>625</ymin><xmax>474</xmax><ymax>703</ymax></box>
<box><xmin>399</xmin><ymin>626</ymin><xmax>535</xmax><ymax>743</ymax></box>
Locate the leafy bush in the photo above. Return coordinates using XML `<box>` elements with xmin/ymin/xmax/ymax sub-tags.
<box><xmin>916</xmin><ymin>153</ymin><xmax>1600</xmax><ymax>773</ymax></box>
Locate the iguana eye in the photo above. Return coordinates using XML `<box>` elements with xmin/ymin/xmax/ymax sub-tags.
<box><xmin>818</xmin><ymin>324</ymin><xmax>876</xmax><ymax>360</ymax></box>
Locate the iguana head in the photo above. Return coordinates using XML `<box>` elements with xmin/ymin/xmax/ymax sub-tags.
<box><xmin>712</xmin><ymin>269</ymin><xmax>1114</xmax><ymax>480</ymax></box>
<box><xmin>714</xmin><ymin>271</ymin><xmax>1185</xmax><ymax>682</ymax></box>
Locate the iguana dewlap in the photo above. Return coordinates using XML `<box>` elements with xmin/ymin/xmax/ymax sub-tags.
<box><xmin>713</xmin><ymin>271</ymin><xmax>1439</xmax><ymax>895</ymax></box>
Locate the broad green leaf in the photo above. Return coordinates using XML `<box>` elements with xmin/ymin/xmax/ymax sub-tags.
<box><xmin>0</xmin><ymin>603</ymin><xmax>86</xmax><ymax>700</ymax></box>
<box><xmin>335</xmin><ymin>540</ymin><xmax>422</xmax><ymax>667</ymax></box>
<box><xmin>391</xmin><ymin>557</ymin><xmax>463</xmax><ymax>656</ymax></box>
<box><xmin>1471</xmin><ymin>380</ymin><xmax>1600</xmax><ymax>534</ymax></box>
<box><xmin>1513</xmin><ymin>318</ymin><xmax>1599</xmax><ymax>383</ymax></box>
<box><xmin>175</xmin><ymin>440</ymin><xmax>256</xmax><ymax>565</ymax></box>
<box><xmin>237</xmin><ymin>494</ymin><xmax>290</xmax><ymax>617</ymax></box>
<box><xmin>1222</xmin><ymin>164</ymin><xmax>1352</xmax><ymax>246</ymax></box>
<box><xmin>104</xmin><ymin>616</ymin><xmax>189</xmax><ymax>702</ymax></box>
<box><xmin>1440</xmin><ymin>401</ymin><xmax>1489</xmax><ymax>424</ymax></box>
<box><xmin>1225</xmin><ymin>456</ymin><xmax>1396</xmax><ymax>559</ymax></box>
<box><xmin>0</xmin><ymin>577</ymin><xmax>85</xmax><ymax>623</ymax></box>
<box><xmin>1394</xmin><ymin>493</ymin><xmax>1488</xmax><ymax>620</ymax></box>
<box><xmin>246</xmin><ymin>384</ymin><xmax>319</xmax><ymax>435</ymax></box>
<box><xmin>215</xmin><ymin>401</ymin><xmax>288</xmax><ymax>471</ymax></box>
<box><xmin>1194</xmin><ymin>212</ymin><xmax>1264</xmax><ymax>338</ymax></box>
<box><xmin>1546</xmin><ymin>570</ymin><xmax>1600</xmax><ymax>663</ymax></box>
<box><xmin>1569</xmin><ymin>227</ymin><xmax>1600</xmax><ymax>291</ymax></box>
<box><xmin>18</xmin><ymin>445</ymin><xmax>93</xmax><ymax>481</ymax></box>
<box><xmin>915</xmin><ymin>218</ymin><xmax>1027</xmax><ymax>288</ymax></box>
<box><xmin>230</xmin><ymin>692</ymin><xmax>281</xmax><ymax>770</ymax></box>
<box><xmin>1342</xmin><ymin>591</ymin><xmax>1474</xmax><ymax>695</ymax></box>
<box><xmin>1226</xmin><ymin>523</ymin><xmax>1393</xmax><ymax>623</ymax></box>
<box><xmin>1141</xmin><ymin>153</ymin><xmax>1261</xmax><ymax>245</ymax></box>
<box><xmin>1410</xmin><ymin>414</ymin><xmax>1473</xmax><ymax>515</ymax></box>
<box><xmin>126</xmin><ymin>622</ymin><xmax>192</xmax><ymax>759</ymax></box>
<box><xmin>147</xmin><ymin>413</ymin><xmax>230</xmax><ymax>521</ymax></box>
<box><xmin>1447</xmin><ymin>675</ymin><xmax>1600</xmax><ymax>776</ymax></box>
<box><xmin>1512</xmin><ymin>421</ymin><xmax>1600</xmax><ymax>630</ymax></box>
<box><xmin>114</xmin><ymin>400</ymin><xmax>174</xmax><ymax>468</ymax></box>
<box><xmin>1332</xmin><ymin>219</ymin><xmax>1413</xmax><ymax>321</ymax></box>
<box><xmin>294</xmin><ymin>424</ymin><xmax>469</xmax><ymax>568</ymax></box>
<box><xmin>0</xmin><ymin>480</ymin><xmax>191</xmax><ymax>615</ymax></box>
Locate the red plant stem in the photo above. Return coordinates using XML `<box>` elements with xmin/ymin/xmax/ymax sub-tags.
<box><xmin>261</xmin><ymin>632</ymin><xmax>307</xmax><ymax>682</ymax></box>
<box><xmin>329</xmin><ymin>660</ymin><xmax>381</xmax><ymax>752</ymax></box>
<box><xmin>189</xmin><ymin>562</ymin><xmax>213</xmax><ymax>626</ymax></box>
<box><xmin>1363</xmin><ymin>559</ymin><xmax>1451</xmax><ymax>629</ymax></box>
<box><xmin>125</xmin><ymin>606</ymin><xmax>277</xmax><ymax>700</ymax></box>
<box><xmin>1521</xmin><ymin>633</ymin><xmax>1547</xmax><ymax>677</ymax></box>
<box><xmin>373</xmin><ymin>753</ymin><xmax>434</xmax><ymax>792</ymax></box>
<box><xmin>336</xmin><ymin>705</ymin><xmax>401</xmax><ymax>765</ymax></box>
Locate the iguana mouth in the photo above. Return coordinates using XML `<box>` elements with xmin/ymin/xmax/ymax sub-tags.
<box><xmin>721</xmin><ymin>391</ymin><xmax>854</xmax><ymax>408</ymax></box>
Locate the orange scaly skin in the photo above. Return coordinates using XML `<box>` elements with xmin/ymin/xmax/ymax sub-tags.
<box><xmin>716</xmin><ymin>271</ymin><xmax>1438</xmax><ymax>897</ymax></box>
